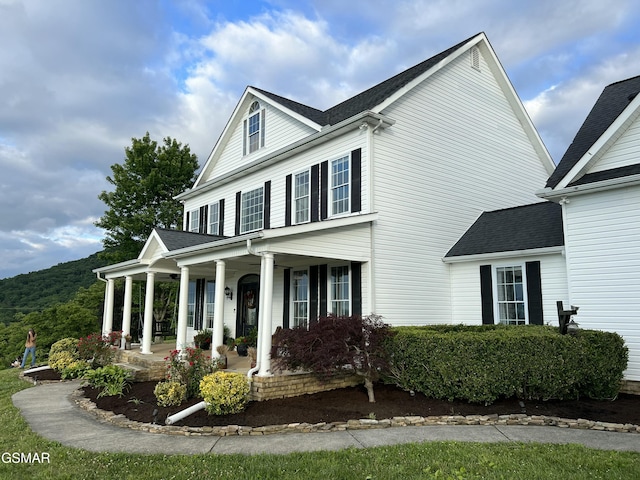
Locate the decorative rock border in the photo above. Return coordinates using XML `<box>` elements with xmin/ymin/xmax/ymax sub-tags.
<box><xmin>71</xmin><ymin>388</ymin><xmax>640</xmax><ymax>437</ymax></box>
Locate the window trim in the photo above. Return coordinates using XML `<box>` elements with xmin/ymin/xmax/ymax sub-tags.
<box><xmin>292</xmin><ymin>168</ymin><xmax>311</xmax><ymax>224</ymax></box>
<box><xmin>188</xmin><ymin>209</ymin><xmax>200</xmax><ymax>233</ymax></box>
<box><xmin>290</xmin><ymin>268</ymin><xmax>310</xmax><ymax>328</ymax></box>
<box><xmin>208</xmin><ymin>202</ymin><xmax>220</xmax><ymax>235</ymax></box>
<box><xmin>204</xmin><ymin>281</ymin><xmax>215</xmax><ymax>330</ymax></box>
<box><xmin>328</xmin><ymin>263</ymin><xmax>351</xmax><ymax>316</ymax></box>
<box><xmin>244</xmin><ymin>101</ymin><xmax>265</xmax><ymax>155</ymax></box>
<box><xmin>240</xmin><ymin>185</ymin><xmax>264</xmax><ymax>234</ymax></box>
<box><xmin>492</xmin><ymin>263</ymin><xmax>528</xmax><ymax>325</ymax></box>
<box><xmin>187</xmin><ymin>281</ymin><xmax>196</xmax><ymax>328</ymax></box>
<box><xmin>329</xmin><ymin>154</ymin><xmax>351</xmax><ymax>217</ymax></box>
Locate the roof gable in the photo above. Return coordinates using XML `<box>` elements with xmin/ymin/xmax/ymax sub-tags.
<box><xmin>445</xmin><ymin>202</ymin><xmax>563</xmax><ymax>258</ymax></box>
<box><xmin>139</xmin><ymin>228</ymin><xmax>225</xmax><ymax>261</ymax></box>
<box><xmin>546</xmin><ymin>75</ymin><xmax>640</xmax><ymax>189</ymax></box>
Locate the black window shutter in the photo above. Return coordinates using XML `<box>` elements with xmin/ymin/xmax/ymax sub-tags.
<box><xmin>195</xmin><ymin>279</ymin><xmax>206</xmax><ymax>330</ymax></box>
<box><xmin>260</xmin><ymin>109</ymin><xmax>265</xmax><ymax>148</ymax></box>
<box><xmin>351</xmin><ymin>149</ymin><xmax>361</xmax><ymax>213</ymax></box>
<box><xmin>285</xmin><ymin>174</ymin><xmax>292</xmax><ymax>226</ymax></box>
<box><xmin>199</xmin><ymin>206</ymin><xmax>207</xmax><ymax>234</ymax></box>
<box><xmin>526</xmin><ymin>261</ymin><xmax>544</xmax><ymax>325</ymax></box>
<box><xmin>282</xmin><ymin>268</ymin><xmax>291</xmax><ymax>329</ymax></box>
<box><xmin>309</xmin><ymin>265</ymin><xmax>319</xmax><ymax>324</ymax></box>
<box><xmin>235</xmin><ymin>191</ymin><xmax>241</xmax><ymax>235</ymax></box>
<box><xmin>480</xmin><ymin>265</ymin><xmax>494</xmax><ymax>324</ymax></box>
<box><xmin>351</xmin><ymin>261</ymin><xmax>362</xmax><ymax>316</ymax></box>
<box><xmin>311</xmin><ymin>164</ymin><xmax>319</xmax><ymax>222</ymax></box>
<box><xmin>319</xmin><ymin>264</ymin><xmax>328</xmax><ymax>317</ymax></box>
<box><xmin>320</xmin><ymin>161</ymin><xmax>328</xmax><ymax>220</ymax></box>
<box><xmin>263</xmin><ymin>181</ymin><xmax>271</xmax><ymax>230</ymax></box>
<box><xmin>242</xmin><ymin>120</ymin><xmax>247</xmax><ymax>155</ymax></box>
<box><xmin>185</xmin><ymin>211</ymin><xmax>190</xmax><ymax>231</ymax></box>
<box><xmin>218</xmin><ymin>199</ymin><xmax>225</xmax><ymax>236</ymax></box>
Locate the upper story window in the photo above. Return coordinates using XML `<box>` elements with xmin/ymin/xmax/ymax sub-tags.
<box><xmin>188</xmin><ymin>209</ymin><xmax>200</xmax><ymax>233</ymax></box>
<box><xmin>208</xmin><ymin>202</ymin><xmax>219</xmax><ymax>235</ymax></box>
<box><xmin>294</xmin><ymin>170</ymin><xmax>310</xmax><ymax>224</ymax></box>
<box><xmin>240</xmin><ymin>186</ymin><xmax>264</xmax><ymax>233</ymax></box>
<box><xmin>330</xmin><ymin>155</ymin><xmax>350</xmax><ymax>216</ymax></box>
<box><xmin>495</xmin><ymin>265</ymin><xmax>526</xmax><ymax>325</ymax></box>
<box><xmin>244</xmin><ymin>101</ymin><xmax>265</xmax><ymax>155</ymax></box>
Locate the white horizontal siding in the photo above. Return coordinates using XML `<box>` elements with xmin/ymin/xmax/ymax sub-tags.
<box><xmin>449</xmin><ymin>254</ymin><xmax>568</xmax><ymax>326</ymax></box>
<box><xmin>564</xmin><ymin>185</ymin><xmax>640</xmax><ymax>380</ymax></box>
<box><xmin>205</xmin><ymin>100</ymin><xmax>318</xmax><ymax>181</ymax></box>
<box><xmin>371</xmin><ymin>47</ymin><xmax>551</xmax><ymax>325</ymax></box>
<box><xmin>589</xmin><ymin>115</ymin><xmax>640</xmax><ymax>173</ymax></box>
<box><xmin>184</xmin><ymin>128</ymin><xmax>369</xmax><ymax>235</ymax></box>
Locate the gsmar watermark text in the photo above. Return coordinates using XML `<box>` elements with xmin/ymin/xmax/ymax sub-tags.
<box><xmin>2</xmin><ymin>452</ymin><xmax>50</xmax><ymax>463</ymax></box>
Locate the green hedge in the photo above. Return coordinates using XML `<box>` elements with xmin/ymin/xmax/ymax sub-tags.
<box><xmin>386</xmin><ymin>325</ymin><xmax>628</xmax><ymax>404</ymax></box>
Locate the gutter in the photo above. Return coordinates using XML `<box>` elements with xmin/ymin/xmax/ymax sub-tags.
<box><xmin>536</xmin><ymin>174</ymin><xmax>640</xmax><ymax>200</ymax></box>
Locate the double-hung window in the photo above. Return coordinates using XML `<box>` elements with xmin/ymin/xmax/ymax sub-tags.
<box><xmin>208</xmin><ymin>203</ymin><xmax>219</xmax><ymax>235</ymax></box>
<box><xmin>244</xmin><ymin>101</ymin><xmax>264</xmax><ymax>155</ymax></box>
<box><xmin>330</xmin><ymin>265</ymin><xmax>350</xmax><ymax>316</ymax></box>
<box><xmin>240</xmin><ymin>187</ymin><xmax>264</xmax><ymax>233</ymax></box>
<box><xmin>187</xmin><ymin>281</ymin><xmax>196</xmax><ymax>328</ymax></box>
<box><xmin>495</xmin><ymin>265</ymin><xmax>526</xmax><ymax>325</ymax></box>
<box><xmin>205</xmin><ymin>282</ymin><xmax>215</xmax><ymax>329</ymax></box>
<box><xmin>188</xmin><ymin>209</ymin><xmax>200</xmax><ymax>233</ymax></box>
<box><xmin>330</xmin><ymin>155</ymin><xmax>350</xmax><ymax>216</ymax></box>
<box><xmin>294</xmin><ymin>170</ymin><xmax>310</xmax><ymax>224</ymax></box>
<box><xmin>292</xmin><ymin>269</ymin><xmax>309</xmax><ymax>327</ymax></box>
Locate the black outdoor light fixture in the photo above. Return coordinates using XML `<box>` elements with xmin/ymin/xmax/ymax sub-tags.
<box><xmin>557</xmin><ymin>301</ymin><xmax>579</xmax><ymax>335</ymax></box>
<box><xmin>225</xmin><ymin>286</ymin><xmax>233</xmax><ymax>300</ymax></box>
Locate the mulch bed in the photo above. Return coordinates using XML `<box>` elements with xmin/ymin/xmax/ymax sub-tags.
<box><xmin>23</xmin><ymin>368</ymin><xmax>640</xmax><ymax>428</ymax></box>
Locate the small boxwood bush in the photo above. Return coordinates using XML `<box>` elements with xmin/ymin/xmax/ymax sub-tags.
<box><xmin>200</xmin><ymin>371</ymin><xmax>250</xmax><ymax>415</ymax></box>
<box><xmin>386</xmin><ymin>325</ymin><xmax>627</xmax><ymax>404</ymax></box>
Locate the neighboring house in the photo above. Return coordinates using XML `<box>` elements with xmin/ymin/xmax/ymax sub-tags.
<box><xmin>94</xmin><ymin>32</ymin><xmax>555</xmax><ymax>377</ymax></box>
<box><xmin>447</xmin><ymin>75</ymin><xmax>640</xmax><ymax>390</ymax></box>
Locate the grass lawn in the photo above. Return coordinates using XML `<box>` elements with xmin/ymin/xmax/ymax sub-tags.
<box><xmin>1</xmin><ymin>368</ymin><xmax>639</xmax><ymax>479</ymax></box>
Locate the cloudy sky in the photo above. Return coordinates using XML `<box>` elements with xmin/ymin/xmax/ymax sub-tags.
<box><xmin>1</xmin><ymin>0</ymin><xmax>639</xmax><ymax>279</ymax></box>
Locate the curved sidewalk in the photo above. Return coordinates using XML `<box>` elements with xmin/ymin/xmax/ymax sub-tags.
<box><xmin>12</xmin><ymin>381</ymin><xmax>640</xmax><ymax>455</ymax></box>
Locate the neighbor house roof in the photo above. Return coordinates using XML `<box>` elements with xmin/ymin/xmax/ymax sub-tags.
<box><xmin>546</xmin><ymin>75</ymin><xmax>640</xmax><ymax>188</ymax></box>
<box><xmin>253</xmin><ymin>34</ymin><xmax>478</xmax><ymax>127</ymax></box>
<box><xmin>154</xmin><ymin>228</ymin><xmax>226</xmax><ymax>252</ymax></box>
<box><xmin>445</xmin><ymin>202</ymin><xmax>563</xmax><ymax>258</ymax></box>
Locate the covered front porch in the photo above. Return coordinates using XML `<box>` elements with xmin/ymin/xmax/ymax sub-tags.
<box><xmin>94</xmin><ymin>218</ymin><xmax>373</xmax><ymax>380</ymax></box>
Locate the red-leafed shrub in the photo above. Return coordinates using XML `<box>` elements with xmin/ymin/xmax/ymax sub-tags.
<box><xmin>271</xmin><ymin>314</ymin><xmax>394</xmax><ymax>403</ymax></box>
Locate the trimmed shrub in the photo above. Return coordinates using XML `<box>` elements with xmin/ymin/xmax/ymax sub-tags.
<box><xmin>48</xmin><ymin>338</ymin><xmax>80</xmax><ymax>372</ymax></box>
<box><xmin>386</xmin><ymin>325</ymin><xmax>627</xmax><ymax>404</ymax></box>
<box><xmin>60</xmin><ymin>360</ymin><xmax>91</xmax><ymax>380</ymax></box>
<box><xmin>200</xmin><ymin>371</ymin><xmax>250</xmax><ymax>415</ymax></box>
<box><xmin>154</xmin><ymin>380</ymin><xmax>187</xmax><ymax>407</ymax></box>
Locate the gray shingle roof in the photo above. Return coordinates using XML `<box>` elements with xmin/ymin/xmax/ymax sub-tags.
<box><xmin>253</xmin><ymin>34</ymin><xmax>479</xmax><ymax>127</ymax></box>
<box><xmin>445</xmin><ymin>202</ymin><xmax>563</xmax><ymax>258</ymax></box>
<box><xmin>155</xmin><ymin>229</ymin><xmax>226</xmax><ymax>252</ymax></box>
<box><xmin>546</xmin><ymin>75</ymin><xmax>640</xmax><ymax>188</ymax></box>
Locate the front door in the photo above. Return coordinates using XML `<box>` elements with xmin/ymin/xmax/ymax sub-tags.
<box><xmin>236</xmin><ymin>274</ymin><xmax>259</xmax><ymax>338</ymax></box>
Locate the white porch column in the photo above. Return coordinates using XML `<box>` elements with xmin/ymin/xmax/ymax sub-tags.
<box><xmin>141</xmin><ymin>271</ymin><xmax>155</xmax><ymax>354</ymax></box>
<box><xmin>176</xmin><ymin>267</ymin><xmax>190</xmax><ymax>353</ymax></box>
<box><xmin>121</xmin><ymin>276</ymin><xmax>133</xmax><ymax>349</ymax></box>
<box><xmin>258</xmin><ymin>253</ymin><xmax>274</xmax><ymax>376</ymax></box>
<box><xmin>102</xmin><ymin>278</ymin><xmax>115</xmax><ymax>336</ymax></box>
<box><xmin>212</xmin><ymin>260</ymin><xmax>226</xmax><ymax>357</ymax></box>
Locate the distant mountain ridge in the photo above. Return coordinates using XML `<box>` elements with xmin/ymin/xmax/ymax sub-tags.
<box><xmin>0</xmin><ymin>252</ymin><xmax>107</xmax><ymax>325</ymax></box>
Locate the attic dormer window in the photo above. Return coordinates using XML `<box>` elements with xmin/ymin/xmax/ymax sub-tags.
<box><xmin>243</xmin><ymin>101</ymin><xmax>265</xmax><ymax>155</ymax></box>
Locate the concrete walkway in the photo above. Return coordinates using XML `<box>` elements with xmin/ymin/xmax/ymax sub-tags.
<box><xmin>12</xmin><ymin>381</ymin><xmax>640</xmax><ymax>455</ymax></box>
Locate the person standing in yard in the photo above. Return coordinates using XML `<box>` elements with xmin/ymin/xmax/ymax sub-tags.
<box><xmin>20</xmin><ymin>328</ymin><xmax>37</xmax><ymax>368</ymax></box>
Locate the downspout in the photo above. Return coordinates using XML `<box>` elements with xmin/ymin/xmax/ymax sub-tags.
<box><xmin>245</xmin><ymin>239</ymin><xmax>261</xmax><ymax>378</ymax></box>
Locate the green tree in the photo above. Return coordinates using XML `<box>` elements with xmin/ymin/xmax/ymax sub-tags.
<box><xmin>95</xmin><ymin>132</ymin><xmax>199</xmax><ymax>263</ymax></box>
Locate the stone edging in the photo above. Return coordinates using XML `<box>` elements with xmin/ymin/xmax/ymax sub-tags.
<box><xmin>70</xmin><ymin>388</ymin><xmax>640</xmax><ymax>437</ymax></box>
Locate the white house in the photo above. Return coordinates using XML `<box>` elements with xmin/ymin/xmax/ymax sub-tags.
<box><xmin>94</xmin><ymin>32</ymin><xmax>555</xmax><ymax>378</ymax></box>
<box><xmin>447</xmin><ymin>75</ymin><xmax>640</xmax><ymax>391</ymax></box>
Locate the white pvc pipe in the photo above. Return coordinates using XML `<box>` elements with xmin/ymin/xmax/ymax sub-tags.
<box><xmin>165</xmin><ymin>401</ymin><xmax>207</xmax><ymax>425</ymax></box>
<box><xmin>23</xmin><ymin>365</ymin><xmax>52</xmax><ymax>374</ymax></box>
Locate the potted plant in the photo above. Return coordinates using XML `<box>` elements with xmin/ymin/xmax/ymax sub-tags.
<box><xmin>235</xmin><ymin>336</ymin><xmax>249</xmax><ymax>356</ymax></box>
<box><xmin>123</xmin><ymin>334</ymin><xmax>132</xmax><ymax>350</ymax></box>
<box><xmin>216</xmin><ymin>344</ymin><xmax>229</xmax><ymax>369</ymax></box>
<box><xmin>247</xmin><ymin>346</ymin><xmax>257</xmax><ymax>369</ymax></box>
<box><xmin>193</xmin><ymin>329</ymin><xmax>212</xmax><ymax>350</ymax></box>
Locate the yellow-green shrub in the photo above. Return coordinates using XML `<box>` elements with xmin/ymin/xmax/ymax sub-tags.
<box><xmin>60</xmin><ymin>360</ymin><xmax>90</xmax><ymax>379</ymax></box>
<box><xmin>200</xmin><ymin>371</ymin><xmax>250</xmax><ymax>415</ymax></box>
<box><xmin>154</xmin><ymin>381</ymin><xmax>187</xmax><ymax>407</ymax></box>
<box><xmin>48</xmin><ymin>337</ymin><xmax>79</xmax><ymax>371</ymax></box>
